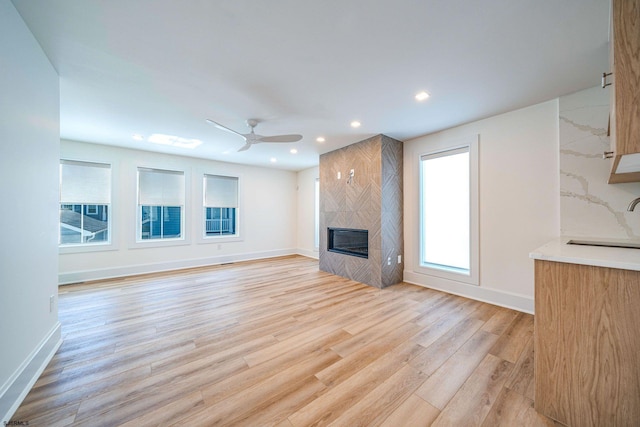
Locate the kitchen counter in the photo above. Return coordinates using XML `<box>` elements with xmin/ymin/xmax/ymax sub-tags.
<box><xmin>530</xmin><ymin>236</ymin><xmax>640</xmax><ymax>271</ymax></box>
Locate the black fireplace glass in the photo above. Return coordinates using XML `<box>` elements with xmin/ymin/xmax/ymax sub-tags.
<box><xmin>327</xmin><ymin>228</ymin><xmax>368</xmax><ymax>258</ymax></box>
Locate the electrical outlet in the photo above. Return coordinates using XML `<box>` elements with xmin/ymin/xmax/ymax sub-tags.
<box><xmin>49</xmin><ymin>295</ymin><xmax>54</xmax><ymax>313</ymax></box>
<box><xmin>397</xmin><ymin>255</ymin><xmax>402</xmax><ymax>264</ymax></box>
<box><xmin>387</xmin><ymin>257</ymin><xmax>391</xmax><ymax>265</ymax></box>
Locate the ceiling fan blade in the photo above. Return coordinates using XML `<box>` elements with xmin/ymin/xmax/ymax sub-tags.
<box><xmin>206</xmin><ymin>119</ymin><xmax>246</xmax><ymax>139</ymax></box>
<box><xmin>258</xmin><ymin>134</ymin><xmax>303</xmax><ymax>143</ymax></box>
<box><xmin>237</xmin><ymin>142</ymin><xmax>252</xmax><ymax>152</ymax></box>
<box><xmin>207</xmin><ymin>118</ymin><xmax>302</xmax><ymax>151</ymax></box>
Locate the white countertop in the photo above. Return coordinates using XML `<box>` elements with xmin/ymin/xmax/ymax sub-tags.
<box><xmin>530</xmin><ymin>237</ymin><xmax>640</xmax><ymax>271</ymax></box>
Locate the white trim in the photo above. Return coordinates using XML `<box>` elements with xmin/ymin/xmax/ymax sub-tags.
<box><xmin>416</xmin><ymin>134</ymin><xmax>480</xmax><ymax>286</ymax></box>
<box><xmin>198</xmin><ymin>234</ymin><xmax>243</xmax><ymax>244</ymax></box>
<box><xmin>314</xmin><ymin>178</ymin><xmax>320</xmax><ymax>249</ymax></box>
<box><xmin>59</xmin><ymin>241</ymin><xmax>118</xmax><ymax>254</ymax></box>
<box><xmin>403</xmin><ymin>270</ymin><xmax>534</xmax><ymax>314</ymax></box>
<box><xmin>133</xmin><ymin>166</ymin><xmax>189</xmax><ymax>246</ymax></box>
<box><xmin>296</xmin><ymin>247</ymin><xmax>319</xmax><ymax>260</ymax></box>
<box><xmin>0</xmin><ymin>323</ymin><xmax>62</xmax><ymax>424</ymax></box>
<box><xmin>58</xmin><ymin>249</ymin><xmax>297</xmax><ymax>284</ymax></box>
<box><xmin>196</xmin><ymin>170</ymin><xmax>244</xmax><ymax>244</ymax></box>
<box><xmin>58</xmin><ymin>158</ymin><xmax>119</xmax><ymax>253</ymax></box>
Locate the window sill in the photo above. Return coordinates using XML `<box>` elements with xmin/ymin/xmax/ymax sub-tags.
<box><xmin>59</xmin><ymin>242</ymin><xmax>117</xmax><ymax>254</ymax></box>
<box><xmin>198</xmin><ymin>235</ymin><xmax>243</xmax><ymax>244</ymax></box>
<box><xmin>415</xmin><ymin>263</ymin><xmax>479</xmax><ymax>286</ymax></box>
<box><xmin>131</xmin><ymin>237</ymin><xmax>191</xmax><ymax>249</ymax></box>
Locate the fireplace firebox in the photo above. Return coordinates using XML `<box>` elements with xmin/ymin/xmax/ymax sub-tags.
<box><xmin>327</xmin><ymin>228</ymin><xmax>368</xmax><ymax>258</ymax></box>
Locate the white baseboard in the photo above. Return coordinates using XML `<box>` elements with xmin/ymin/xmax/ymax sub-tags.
<box><xmin>1</xmin><ymin>322</ymin><xmax>62</xmax><ymax>424</ymax></box>
<box><xmin>296</xmin><ymin>248</ymin><xmax>319</xmax><ymax>259</ymax></box>
<box><xmin>403</xmin><ymin>270</ymin><xmax>534</xmax><ymax>314</ymax></box>
<box><xmin>58</xmin><ymin>249</ymin><xmax>298</xmax><ymax>285</ymax></box>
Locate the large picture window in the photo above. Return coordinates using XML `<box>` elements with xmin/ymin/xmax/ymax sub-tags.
<box><xmin>203</xmin><ymin>174</ymin><xmax>238</xmax><ymax>237</ymax></box>
<box><xmin>315</xmin><ymin>178</ymin><xmax>320</xmax><ymax>249</ymax></box>
<box><xmin>419</xmin><ymin>137</ymin><xmax>479</xmax><ymax>285</ymax></box>
<box><xmin>421</xmin><ymin>147</ymin><xmax>470</xmax><ymax>272</ymax></box>
<box><xmin>138</xmin><ymin>168</ymin><xmax>185</xmax><ymax>240</ymax></box>
<box><xmin>59</xmin><ymin>160</ymin><xmax>111</xmax><ymax>246</ymax></box>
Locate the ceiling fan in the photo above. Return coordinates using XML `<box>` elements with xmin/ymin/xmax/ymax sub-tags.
<box><xmin>206</xmin><ymin>118</ymin><xmax>302</xmax><ymax>151</ymax></box>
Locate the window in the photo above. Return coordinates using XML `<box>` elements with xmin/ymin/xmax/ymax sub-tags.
<box><xmin>59</xmin><ymin>160</ymin><xmax>111</xmax><ymax>246</ymax></box>
<box><xmin>138</xmin><ymin>168</ymin><xmax>185</xmax><ymax>240</ymax></box>
<box><xmin>419</xmin><ymin>137</ymin><xmax>478</xmax><ymax>284</ymax></box>
<box><xmin>315</xmin><ymin>178</ymin><xmax>320</xmax><ymax>249</ymax></box>
<box><xmin>203</xmin><ymin>174</ymin><xmax>238</xmax><ymax>237</ymax></box>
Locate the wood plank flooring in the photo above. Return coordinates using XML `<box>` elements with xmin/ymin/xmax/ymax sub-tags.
<box><xmin>11</xmin><ymin>255</ymin><xmax>560</xmax><ymax>426</ymax></box>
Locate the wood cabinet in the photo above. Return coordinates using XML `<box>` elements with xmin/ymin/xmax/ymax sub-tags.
<box><xmin>534</xmin><ymin>260</ymin><xmax>640</xmax><ymax>426</ymax></box>
<box><xmin>607</xmin><ymin>0</ymin><xmax>640</xmax><ymax>184</ymax></box>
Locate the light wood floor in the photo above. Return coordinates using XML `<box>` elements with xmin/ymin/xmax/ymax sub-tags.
<box><xmin>12</xmin><ymin>255</ymin><xmax>559</xmax><ymax>426</ymax></box>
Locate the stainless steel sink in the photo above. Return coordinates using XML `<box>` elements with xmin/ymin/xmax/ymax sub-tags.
<box><xmin>567</xmin><ymin>239</ymin><xmax>640</xmax><ymax>249</ymax></box>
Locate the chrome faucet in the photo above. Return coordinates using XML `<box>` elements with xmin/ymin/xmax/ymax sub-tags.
<box><xmin>628</xmin><ymin>197</ymin><xmax>640</xmax><ymax>211</ymax></box>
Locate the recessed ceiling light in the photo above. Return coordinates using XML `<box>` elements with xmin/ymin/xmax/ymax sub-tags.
<box><xmin>148</xmin><ymin>134</ymin><xmax>202</xmax><ymax>149</ymax></box>
<box><xmin>132</xmin><ymin>134</ymin><xmax>145</xmax><ymax>141</ymax></box>
<box><xmin>350</xmin><ymin>121</ymin><xmax>361</xmax><ymax>128</ymax></box>
<box><xmin>270</xmin><ymin>157</ymin><xmax>277</xmax><ymax>163</ymax></box>
<box><xmin>415</xmin><ymin>91</ymin><xmax>430</xmax><ymax>101</ymax></box>
<box><xmin>316</xmin><ymin>137</ymin><xmax>325</xmax><ymax>143</ymax></box>
<box><xmin>290</xmin><ymin>148</ymin><xmax>298</xmax><ymax>154</ymax></box>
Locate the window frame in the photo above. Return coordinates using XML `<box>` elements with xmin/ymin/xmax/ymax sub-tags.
<box><xmin>59</xmin><ymin>159</ymin><xmax>115</xmax><ymax>254</ymax></box>
<box><xmin>135</xmin><ymin>167</ymin><xmax>188</xmax><ymax>247</ymax></box>
<box><xmin>198</xmin><ymin>172</ymin><xmax>243</xmax><ymax>244</ymax></box>
<box><xmin>314</xmin><ymin>178</ymin><xmax>320</xmax><ymax>250</ymax></box>
<box><xmin>416</xmin><ymin>135</ymin><xmax>479</xmax><ymax>286</ymax></box>
<box><xmin>200</xmin><ymin>172</ymin><xmax>242</xmax><ymax>243</ymax></box>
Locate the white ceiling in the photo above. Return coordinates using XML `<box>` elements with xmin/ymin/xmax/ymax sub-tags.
<box><xmin>12</xmin><ymin>0</ymin><xmax>610</xmax><ymax>171</ymax></box>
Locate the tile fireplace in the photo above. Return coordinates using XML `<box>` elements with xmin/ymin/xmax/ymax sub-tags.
<box><xmin>319</xmin><ymin>134</ymin><xmax>403</xmax><ymax>288</ymax></box>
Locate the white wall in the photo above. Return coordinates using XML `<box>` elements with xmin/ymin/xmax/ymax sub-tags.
<box><xmin>0</xmin><ymin>0</ymin><xmax>61</xmax><ymax>421</ymax></box>
<box><xmin>296</xmin><ymin>166</ymin><xmax>319</xmax><ymax>258</ymax></box>
<box><xmin>403</xmin><ymin>100</ymin><xmax>560</xmax><ymax>313</ymax></box>
<box><xmin>59</xmin><ymin>140</ymin><xmax>298</xmax><ymax>283</ymax></box>
<box><xmin>559</xmin><ymin>86</ymin><xmax>640</xmax><ymax>238</ymax></box>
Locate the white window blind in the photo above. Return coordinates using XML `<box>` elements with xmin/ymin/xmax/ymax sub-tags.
<box><xmin>204</xmin><ymin>175</ymin><xmax>238</xmax><ymax>207</ymax></box>
<box><xmin>60</xmin><ymin>160</ymin><xmax>111</xmax><ymax>204</ymax></box>
<box><xmin>138</xmin><ymin>168</ymin><xmax>185</xmax><ymax>206</ymax></box>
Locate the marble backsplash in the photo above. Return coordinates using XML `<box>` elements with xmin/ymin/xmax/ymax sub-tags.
<box><xmin>560</xmin><ymin>86</ymin><xmax>640</xmax><ymax>239</ymax></box>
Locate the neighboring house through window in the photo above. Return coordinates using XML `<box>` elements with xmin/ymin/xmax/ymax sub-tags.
<box><xmin>59</xmin><ymin>160</ymin><xmax>111</xmax><ymax>246</ymax></box>
<box><xmin>204</xmin><ymin>174</ymin><xmax>238</xmax><ymax>237</ymax></box>
<box><xmin>138</xmin><ymin>168</ymin><xmax>185</xmax><ymax>240</ymax></box>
